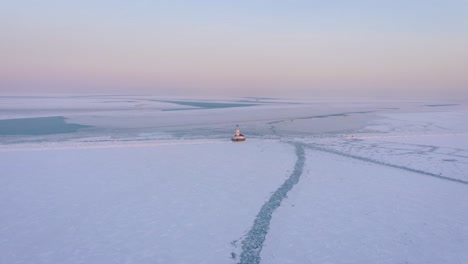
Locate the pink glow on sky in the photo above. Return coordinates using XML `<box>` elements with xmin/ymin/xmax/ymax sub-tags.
<box><xmin>1</xmin><ymin>1</ymin><xmax>467</xmax><ymax>99</ymax></box>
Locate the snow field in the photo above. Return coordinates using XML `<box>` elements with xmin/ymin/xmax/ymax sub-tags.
<box><xmin>261</xmin><ymin>149</ymin><xmax>468</xmax><ymax>264</ymax></box>
<box><xmin>1</xmin><ymin>97</ymin><xmax>467</xmax><ymax>263</ymax></box>
<box><xmin>0</xmin><ymin>140</ymin><xmax>295</xmax><ymax>264</ymax></box>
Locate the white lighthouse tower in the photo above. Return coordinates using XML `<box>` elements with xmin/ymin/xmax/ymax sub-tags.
<box><xmin>232</xmin><ymin>125</ymin><xmax>246</xmax><ymax>142</ymax></box>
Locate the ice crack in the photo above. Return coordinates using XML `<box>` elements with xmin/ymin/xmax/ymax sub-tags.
<box><xmin>304</xmin><ymin>143</ymin><xmax>468</xmax><ymax>185</ymax></box>
<box><xmin>238</xmin><ymin>143</ymin><xmax>305</xmax><ymax>264</ymax></box>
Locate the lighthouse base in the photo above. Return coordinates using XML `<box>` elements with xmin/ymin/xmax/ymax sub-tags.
<box><xmin>232</xmin><ymin>136</ymin><xmax>246</xmax><ymax>142</ymax></box>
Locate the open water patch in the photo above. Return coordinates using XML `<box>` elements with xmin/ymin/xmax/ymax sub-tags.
<box><xmin>299</xmin><ymin>111</ymin><xmax>372</xmax><ymax>120</ymax></box>
<box><xmin>424</xmin><ymin>104</ymin><xmax>458</xmax><ymax>107</ymax></box>
<box><xmin>156</xmin><ymin>100</ymin><xmax>257</xmax><ymax>109</ymax></box>
<box><xmin>238</xmin><ymin>143</ymin><xmax>306</xmax><ymax>264</ymax></box>
<box><xmin>161</xmin><ymin>108</ymin><xmax>197</xmax><ymax>111</ymax></box>
<box><xmin>0</xmin><ymin>116</ymin><xmax>92</xmax><ymax>136</ymax></box>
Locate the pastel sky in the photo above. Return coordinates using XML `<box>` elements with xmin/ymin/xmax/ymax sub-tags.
<box><xmin>1</xmin><ymin>0</ymin><xmax>468</xmax><ymax>98</ymax></box>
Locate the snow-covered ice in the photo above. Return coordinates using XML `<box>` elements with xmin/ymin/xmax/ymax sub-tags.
<box><xmin>0</xmin><ymin>140</ymin><xmax>295</xmax><ymax>264</ymax></box>
<box><xmin>261</xmin><ymin>149</ymin><xmax>468</xmax><ymax>263</ymax></box>
<box><xmin>0</xmin><ymin>96</ymin><xmax>467</xmax><ymax>263</ymax></box>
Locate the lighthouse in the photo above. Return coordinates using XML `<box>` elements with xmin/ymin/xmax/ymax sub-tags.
<box><xmin>232</xmin><ymin>125</ymin><xmax>246</xmax><ymax>142</ymax></box>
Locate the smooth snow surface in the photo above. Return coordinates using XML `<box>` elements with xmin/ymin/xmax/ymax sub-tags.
<box><xmin>1</xmin><ymin>96</ymin><xmax>467</xmax><ymax>263</ymax></box>
<box><xmin>0</xmin><ymin>140</ymin><xmax>295</xmax><ymax>264</ymax></box>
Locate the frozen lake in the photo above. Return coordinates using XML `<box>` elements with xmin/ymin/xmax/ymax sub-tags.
<box><xmin>0</xmin><ymin>95</ymin><xmax>467</xmax><ymax>263</ymax></box>
<box><xmin>0</xmin><ymin>95</ymin><xmax>390</xmax><ymax>143</ymax></box>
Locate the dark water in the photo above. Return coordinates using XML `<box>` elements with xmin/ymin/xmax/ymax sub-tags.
<box><xmin>425</xmin><ymin>104</ymin><xmax>458</xmax><ymax>107</ymax></box>
<box><xmin>0</xmin><ymin>116</ymin><xmax>92</xmax><ymax>136</ymax></box>
<box><xmin>158</xmin><ymin>100</ymin><xmax>257</xmax><ymax>109</ymax></box>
